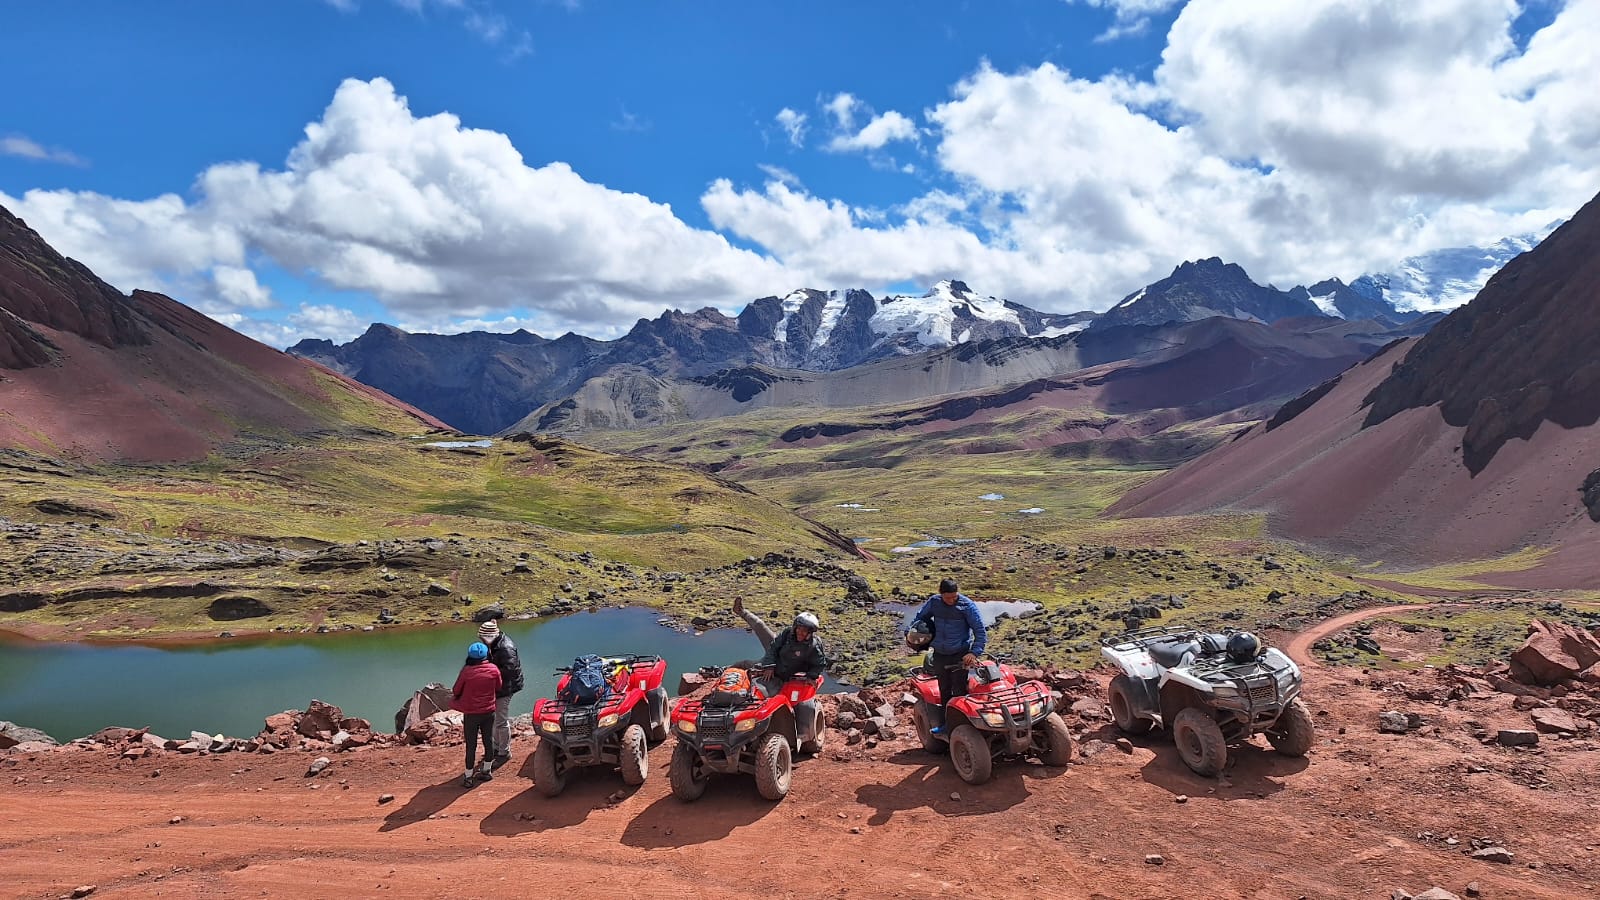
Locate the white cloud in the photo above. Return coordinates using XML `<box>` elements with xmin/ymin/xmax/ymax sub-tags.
<box><xmin>1065</xmin><ymin>0</ymin><xmax>1187</xmax><ymax>40</ymax></box>
<box><xmin>1</xmin><ymin>134</ymin><xmax>88</xmax><ymax>167</ymax></box>
<box><xmin>774</xmin><ymin>108</ymin><xmax>808</xmax><ymax>147</ymax></box>
<box><xmin>824</xmin><ymin>93</ymin><xmax>860</xmax><ymax>129</ymax></box>
<box><xmin>324</xmin><ymin>0</ymin><xmax>531</xmax><ymax>55</ymax></box>
<box><xmin>211</xmin><ymin>266</ymin><xmax>275</xmax><ymax>310</ymax></box>
<box><xmin>5</xmin><ymin>78</ymin><xmax>796</xmax><ymax>341</ymax></box>
<box><xmin>706</xmin><ymin>0</ymin><xmax>1600</xmax><ymax>313</ymax></box>
<box><xmin>827</xmin><ymin>110</ymin><xmax>919</xmax><ymax>152</ymax></box>
<box><xmin>8</xmin><ymin>0</ymin><xmax>1599</xmax><ymax>346</ymax></box>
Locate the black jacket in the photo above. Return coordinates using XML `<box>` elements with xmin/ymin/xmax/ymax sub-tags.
<box><xmin>760</xmin><ymin>628</ymin><xmax>828</xmax><ymax>681</ymax></box>
<box><xmin>489</xmin><ymin>635</ymin><xmax>524</xmax><ymax>697</ymax></box>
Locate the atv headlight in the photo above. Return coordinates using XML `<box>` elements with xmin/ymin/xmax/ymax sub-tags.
<box><xmin>982</xmin><ymin>712</ymin><xmax>1006</xmax><ymax>727</ymax></box>
<box><xmin>1209</xmin><ymin>684</ymin><xmax>1241</xmax><ymax>698</ymax></box>
<box><xmin>539</xmin><ymin>720</ymin><xmax>561</xmax><ymax>733</ymax></box>
<box><xmin>677</xmin><ymin>720</ymin><xmax>696</xmax><ymax>733</ymax></box>
<box><xmin>734</xmin><ymin>718</ymin><xmax>757</xmax><ymax>732</ymax></box>
<box><xmin>1027</xmin><ymin>701</ymin><xmax>1045</xmax><ymax>718</ymax></box>
<box><xmin>598</xmin><ymin>713</ymin><xmax>620</xmax><ymax>728</ymax></box>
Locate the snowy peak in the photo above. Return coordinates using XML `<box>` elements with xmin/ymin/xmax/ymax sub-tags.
<box><xmin>1350</xmin><ymin>225</ymin><xmax>1559</xmax><ymax>313</ymax></box>
<box><xmin>874</xmin><ymin>280</ymin><xmax>1025</xmax><ymax>347</ymax></box>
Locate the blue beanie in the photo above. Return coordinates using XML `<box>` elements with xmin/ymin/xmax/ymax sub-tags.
<box><xmin>467</xmin><ymin>641</ymin><xmax>489</xmax><ymax>661</ymax></box>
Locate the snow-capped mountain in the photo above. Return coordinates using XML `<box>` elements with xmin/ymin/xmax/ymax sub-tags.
<box><xmin>743</xmin><ymin>280</ymin><xmax>1092</xmax><ymax>370</ymax></box>
<box><xmin>1350</xmin><ymin>226</ymin><xmax>1559</xmax><ymax>313</ymax></box>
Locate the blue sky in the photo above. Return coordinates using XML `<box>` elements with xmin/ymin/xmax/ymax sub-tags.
<box><xmin>2</xmin><ymin>1</ymin><xmax>1595</xmax><ymax>346</ymax></box>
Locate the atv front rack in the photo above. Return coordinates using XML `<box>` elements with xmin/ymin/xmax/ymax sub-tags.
<box><xmin>1099</xmin><ymin>624</ymin><xmax>1200</xmax><ymax>651</ymax></box>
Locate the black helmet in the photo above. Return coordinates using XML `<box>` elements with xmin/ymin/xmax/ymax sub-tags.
<box><xmin>905</xmin><ymin>620</ymin><xmax>933</xmax><ymax>650</ymax></box>
<box><xmin>1227</xmin><ymin>632</ymin><xmax>1262</xmax><ymax>663</ymax></box>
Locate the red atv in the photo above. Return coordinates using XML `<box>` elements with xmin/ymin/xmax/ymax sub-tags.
<box><xmin>667</xmin><ymin>668</ymin><xmax>824</xmax><ymax>802</ymax></box>
<box><xmin>529</xmin><ymin>654</ymin><xmax>671</xmax><ymax>797</ymax></box>
<box><xmin>910</xmin><ymin>656</ymin><xmax>1074</xmax><ymax>784</ymax></box>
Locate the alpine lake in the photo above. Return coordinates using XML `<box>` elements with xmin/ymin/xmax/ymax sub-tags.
<box><xmin>0</xmin><ymin>607</ymin><xmax>809</xmax><ymax>742</ymax></box>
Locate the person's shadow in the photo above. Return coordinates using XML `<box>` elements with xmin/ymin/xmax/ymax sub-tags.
<box><xmin>853</xmin><ymin>749</ymin><xmax>1041</xmax><ymax>826</ymax></box>
<box><xmin>618</xmin><ymin>780</ymin><xmax>780</xmax><ymax>848</ymax></box>
<box><xmin>378</xmin><ymin>778</ymin><xmax>469</xmax><ymax>832</ymax></box>
<box><xmin>1138</xmin><ymin>737</ymin><xmax>1310</xmax><ymax>800</ymax></box>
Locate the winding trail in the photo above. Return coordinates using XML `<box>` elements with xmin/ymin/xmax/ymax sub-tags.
<box><xmin>1286</xmin><ymin>597</ymin><xmax>1600</xmax><ymax>669</ymax></box>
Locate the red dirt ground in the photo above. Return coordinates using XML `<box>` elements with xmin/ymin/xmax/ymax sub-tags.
<box><xmin>5</xmin><ymin>628</ymin><xmax>1597</xmax><ymax>900</ymax></box>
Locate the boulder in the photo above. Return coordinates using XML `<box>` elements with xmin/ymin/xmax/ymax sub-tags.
<box><xmin>393</xmin><ymin>684</ymin><xmax>452</xmax><ymax>735</ymax></box>
<box><xmin>86</xmin><ymin>726</ymin><xmax>141</xmax><ymax>745</ymax></box>
<box><xmin>1070</xmin><ymin>698</ymin><xmax>1107</xmax><ymax>720</ymax></box>
<box><xmin>1378</xmin><ymin>711</ymin><xmax>1412</xmax><ymax>734</ymax></box>
<box><xmin>834</xmin><ymin>693</ymin><xmax>872</xmax><ymax>720</ymax></box>
<box><xmin>405</xmin><ymin>710</ymin><xmax>464</xmax><ymax>745</ymax></box>
<box><xmin>297</xmin><ymin>700</ymin><xmax>345</xmax><ymax>739</ymax></box>
<box><xmin>1469</xmin><ymin>847</ymin><xmax>1514</xmax><ymax>864</ymax></box>
<box><xmin>1413</xmin><ymin>890</ymin><xmax>1461</xmax><ymax>900</ymax></box>
<box><xmin>676</xmin><ymin>672</ymin><xmax>709</xmax><ymax>697</ymax></box>
<box><xmin>472</xmin><ymin>603</ymin><xmax>506</xmax><ymax>623</ymax></box>
<box><xmin>0</xmin><ymin>721</ymin><xmax>58</xmax><ymax>750</ymax></box>
<box><xmin>1496</xmin><ymin>729</ymin><xmax>1539</xmax><ymax>747</ymax></box>
<box><xmin>1508</xmin><ymin>619</ymin><xmax>1600</xmax><ymax>686</ymax></box>
<box><xmin>1530</xmin><ymin>708</ymin><xmax>1581</xmax><ymax>734</ymax></box>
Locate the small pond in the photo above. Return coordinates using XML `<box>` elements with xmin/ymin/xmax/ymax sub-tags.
<box><xmin>0</xmin><ymin>608</ymin><xmax>801</xmax><ymax>742</ymax></box>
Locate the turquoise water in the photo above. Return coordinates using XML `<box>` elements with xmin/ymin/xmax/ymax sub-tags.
<box><xmin>0</xmin><ymin>608</ymin><xmax>769</xmax><ymax>742</ymax></box>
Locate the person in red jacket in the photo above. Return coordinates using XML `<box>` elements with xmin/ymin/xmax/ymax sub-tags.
<box><xmin>452</xmin><ymin>641</ymin><xmax>503</xmax><ymax>788</ymax></box>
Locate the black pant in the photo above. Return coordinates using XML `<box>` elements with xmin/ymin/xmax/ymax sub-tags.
<box><xmin>931</xmin><ymin>650</ymin><xmax>969</xmax><ymax>726</ymax></box>
<box><xmin>462</xmin><ymin>712</ymin><xmax>495</xmax><ymax>770</ymax></box>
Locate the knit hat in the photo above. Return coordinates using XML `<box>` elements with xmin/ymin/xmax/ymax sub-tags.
<box><xmin>478</xmin><ymin>620</ymin><xmax>500</xmax><ymax>642</ymax></box>
<box><xmin>467</xmin><ymin>641</ymin><xmax>489</xmax><ymax>661</ymax></box>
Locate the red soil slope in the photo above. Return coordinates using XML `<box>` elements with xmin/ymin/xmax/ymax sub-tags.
<box><xmin>0</xmin><ymin>205</ymin><xmax>445</xmax><ymax>461</ymax></box>
<box><xmin>1112</xmin><ymin>190</ymin><xmax>1600</xmax><ymax>589</ymax></box>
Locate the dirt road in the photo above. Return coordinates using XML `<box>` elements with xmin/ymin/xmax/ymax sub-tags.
<box><xmin>6</xmin><ymin>648</ymin><xmax>1598</xmax><ymax>900</ymax></box>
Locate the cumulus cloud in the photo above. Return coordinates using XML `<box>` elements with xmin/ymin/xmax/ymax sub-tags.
<box><xmin>5</xmin><ymin>78</ymin><xmax>795</xmax><ymax>341</ymax></box>
<box><xmin>827</xmin><ymin>110</ymin><xmax>919</xmax><ymax>152</ymax></box>
<box><xmin>1</xmin><ymin>134</ymin><xmax>88</xmax><ymax>167</ymax></box>
<box><xmin>774</xmin><ymin>108</ymin><xmax>808</xmax><ymax>147</ymax></box>
<box><xmin>8</xmin><ymin>0</ymin><xmax>1599</xmax><ymax>345</ymax></box>
<box><xmin>707</xmin><ymin>0</ymin><xmax>1600</xmax><ymax>313</ymax></box>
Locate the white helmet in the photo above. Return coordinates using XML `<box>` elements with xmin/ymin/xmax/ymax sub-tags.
<box><xmin>794</xmin><ymin>612</ymin><xmax>820</xmax><ymax>632</ymax></box>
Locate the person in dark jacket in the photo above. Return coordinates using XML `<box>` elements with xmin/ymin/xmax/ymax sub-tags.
<box><xmin>452</xmin><ymin>641</ymin><xmax>503</xmax><ymax>787</ymax></box>
<box><xmin>912</xmin><ymin>578</ymin><xmax>987</xmax><ymax>736</ymax></box>
<box><xmin>732</xmin><ymin>597</ymin><xmax>828</xmax><ymax>750</ymax></box>
<box><xmin>477</xmin><ymin>619</ymin><xmax>524</xmax><ymax>770</ymax></box>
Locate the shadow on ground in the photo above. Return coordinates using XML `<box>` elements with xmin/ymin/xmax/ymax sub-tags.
<box><xmin>853</xmin><ymin>748</ymin><xmax>1049</xmax><ymax>825</ymax></box>
<box><xmin>379</xmin><ymin>777</ymin><xmax>471</xmax><ymax>832</ymax></box>
<box><xmin>1137</xmin><ymin>737</ymin><xmax>1310</xmax><ymax>800</ymax></box>
<box><xmin>618</xmin><ymin>778</ymin><xmax>780</xmax><ymax>848</ymax></box>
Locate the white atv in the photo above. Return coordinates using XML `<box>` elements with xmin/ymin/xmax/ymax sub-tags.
<box><xmin>1099</xmin><ymin>626</ymin><xmax>1314</xmax><ymax>776</ymax></box>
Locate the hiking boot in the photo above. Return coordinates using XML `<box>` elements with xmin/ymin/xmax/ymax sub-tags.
<box><xmin>461</xmin><ymin>773</ymin><xmax>475</xmax><ymax>789</ymax></box>
<box><xmin>929</xmin><ymin>724</ymin><xmax>949</xmax><ymax>737</ymax></box>
<box><xmin>476</xmin><ymin>766</ymin><xmax>494</xmax><ymax>782</ymax></box>
<box><xmin>489</xmin><ymin>753</ymin><xmax>510</xmax><ymax>771</ymax></box>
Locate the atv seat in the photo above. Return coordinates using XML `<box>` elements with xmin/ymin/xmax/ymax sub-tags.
<box><xmin>1148</xmin><ymin>639</ymin><xmax>1199</xmax><ymax>667</ymax></box>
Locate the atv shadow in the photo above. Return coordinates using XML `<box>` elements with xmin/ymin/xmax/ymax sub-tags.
<box><xmin>618</xmin><ymin>782</ymin><xmax>779</xmax><ymax>848</ymax></box>
<box><xmin>853</xmin><ymin>749</ymin><xmax>1041</xmax><ymax>826</ymax></box>
<box><xmin>1137</xmin><ymin>738</ymin><xmax>1310</xmax><ymax>801</ymax></box>
<box><xmin>378</xmin><ymin>777</ymin><xmax>472</xmax><ymax>832</ymax></box>
<box><xmin>479</xmin><ymin>753</ymin><xmax>640</xmax><ymax>836</ymax></box>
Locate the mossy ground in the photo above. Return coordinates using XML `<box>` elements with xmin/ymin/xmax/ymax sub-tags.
<box><xmin>6</xmin><ymin>407</ymin><xmax>1589</xmax><ymax>684</ymax></box>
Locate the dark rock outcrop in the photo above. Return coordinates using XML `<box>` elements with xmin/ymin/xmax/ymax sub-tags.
<box><xmin>206</xmin><ymin>596</ymin><xmax>274</xmax><ymax>621</ymax></box>
<box><xmin>1363</xmin><ymin>193</ymin><xmax>1600</xmax><ymax>473</ymax></box>
<box><xmin>1089</xmin><ymin>258</ymin><xmax>1324</xmax><ymax>332</ymax></box>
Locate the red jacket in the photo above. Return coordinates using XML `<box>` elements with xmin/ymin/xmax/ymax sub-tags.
<box><xmin>451</xmin><ymin>660</ymin><xmax>503</xmax><ymax>715</ymax></box>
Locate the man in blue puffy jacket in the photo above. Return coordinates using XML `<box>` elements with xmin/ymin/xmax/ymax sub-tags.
<box><xmin>912</xmin><ymin>578</ymin><xmax>987</xmax><ymax>736</ymax></box>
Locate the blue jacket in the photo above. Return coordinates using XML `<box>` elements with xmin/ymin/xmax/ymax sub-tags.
<box><xmin>913</xmin><ymin>593</ymin><xmax>987</xmax><ymax>656</ymax></box>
